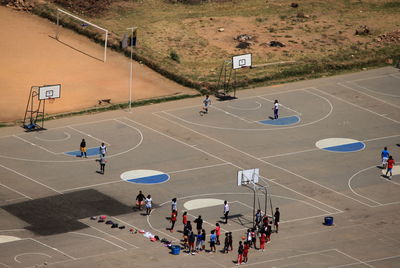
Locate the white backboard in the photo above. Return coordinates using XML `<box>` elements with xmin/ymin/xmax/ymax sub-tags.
<box><xmin>39</xmin><ymin>85</ymin><xmax>61</xmax><ymax>100</ymax></box>
<box><xmin>237</xmin><ymin>168</ymin><xmax>259</xmax><ymax>186</ymax></box>
<box><xmin>232</xmin><ymin>54</ymin><xmax>252</xmax><ymax>69</ymax></box>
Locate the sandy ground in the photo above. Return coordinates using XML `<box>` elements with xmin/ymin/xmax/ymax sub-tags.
<box><xmin>0</xmin><ymin>6</ymin><xmax>196</xmax><ymax>122</ymax></box>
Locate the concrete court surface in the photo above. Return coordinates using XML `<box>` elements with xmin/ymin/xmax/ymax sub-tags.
<box><xmin>0</xmin><ymin>66</ymin><xmax>400</xmax><ymax>267</ymax></box>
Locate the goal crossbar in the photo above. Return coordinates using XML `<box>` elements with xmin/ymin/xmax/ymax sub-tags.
<box><xmin>56</xmin><ymin>8</ymin><xmax>109</xmax><ymax>62</ymax></box>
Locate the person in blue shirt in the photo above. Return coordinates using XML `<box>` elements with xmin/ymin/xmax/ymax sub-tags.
<box><xmin>209</xmin><ymin>230</ymin><xmax>217</xmax><ymax>253</ymax></box>
<box><xmin>381</xmin><ymin>146</ymin><xmax>390</xmax><ymax>169</ymax></box>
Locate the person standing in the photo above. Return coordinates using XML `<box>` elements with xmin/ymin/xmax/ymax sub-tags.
<box><xmin>272</xmin><ymin>100</ymin><xmax>279</xmax><ymax>120</ymax></box>
<box><xmin>223</xmin><ymin>200</ymin><xmax>230</xmax><ymax>224</ymax></box>
<box><xmin>259</xmin><ymin>232</ymin><xmax>266</xmax><ymax>252</ymax></box>
<box><xmin>170</xmin><ymin>210</ymin><xmax>177</xmax><ymax>232</ymax></box>
<box><xmin>182</xmin><ymin>211</ymin><xmax>188</xmax><ymax>226</ymax></box>
<box><xmin>274</xmin><ymin>208</ymin><xmax>280</xmax><ymax>233</ymax></box>
<box><xmin>194</xmin><ymin>215</ymin><xmax>203</xmax><ymax>234</ymax></box>
<box><xmin>80</xmin><ymin>139</ymin><xmax>87</xmax><ymax>158</ymax></box>
<box><xmin>255</xmin><ymin>209</ymin><xmax>263</xmax><ymax>228</ymax></box>
<box><xmin>171</xmin><ymin>198</ymin><xmax>177</xmax><ymax>213</ymax></box>
<box><xmin>100</xmin><ymin>142</ymin><xmax>107</xmax><ymax>156</ymax></box>
<box><xmin>135</xmin><ymin>190</ymin><xmax>145</xmax><ymax>210</ymax></box>
<box><xmin>381</xmin><ymin>147</ymin><xmax>390</xmax><ymax>169</ymax></box>
<box><xmin>223</xmin><ymin>233</ymin><xmax>230</xmax><ymax>253</ymax></box>
<box><xmin>195</xmin><ymin>231</ymin><xmax>202</xmax><ymax>252</ymax></box>
<box><xmin>236</xmin><ymin>241</ymin><xmax>244</xmax><ymax>265</ymax></box>
<box><xmin>386</xmin><ymin>155</ymin><xmax>395</xmax><ymax>179</ymax></box>
<box><xmin>145</xmin><ymin>195</ymin><xmax>152</xmax><ymax>215</ymax></box>
<box><xmin>243</xmin><ymin>241</ymin><xmax>249</xmax><ymax>264</ymax></box>
<box><xmin>201</xmin><ymin>229</ymin><xmax>206</xmax><ymax>251</ymax></box>
<box><xmin>228</xmin><ymin>232</ymin><xmax>233</xmax><ymax>251</ymax></box>
<box><xmin>188</xmin><ymin>231</ymin><xmax>196</xmax><ymax>255</ymax></box>
<box><xmin>98</xmin><ymin>154</ymin><xmax>106</xmax><ymax>174</ymax></box>
<box><xmin>209</xmin><ymin>230</ymin><xmax>217</xmax><ymax>253</ymax></box>
<box><xmin>215</xmin><ymin>223</ymin><xmax>221</xmax><ymax>245</ymax></box>
<box><xmin>200</xmin><ymin>95</ymin><xmax>211</xmax><ymax>115</ymax></box>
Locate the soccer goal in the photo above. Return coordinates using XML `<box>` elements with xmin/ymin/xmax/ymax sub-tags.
<box><xmin>56</xmin><ymin>8</ymin><xmax>109</xmax><ymax>62</ymax></box>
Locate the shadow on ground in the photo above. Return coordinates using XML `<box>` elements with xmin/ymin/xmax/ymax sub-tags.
<box><xmin>2</xmin><ymin>189</ymin><xmax>132</xmax><ymax>236</ymax></box>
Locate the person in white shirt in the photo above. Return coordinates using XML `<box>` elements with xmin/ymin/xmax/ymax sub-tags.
<box><xmin>145</xmin><ymin>195</ymin><xmax>152</xmax><ymax>215</ymax></box>
<box><xmin>273</xmin><ymin>100</ymin><xmax>279</xmax><ymax>119</ymax></box>
<box><xmin>100</xmin><ymin>142</ymin><xmax>107</xmax><ymax>156</ymax></box>
<box><xmin>223</xmin><ymin>200</ymin><xmax>230</xmax><ymax>224</ymax></box>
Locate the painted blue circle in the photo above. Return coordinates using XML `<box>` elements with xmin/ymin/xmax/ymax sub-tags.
<box><xmin>120</xmin><ymin>170</ymin><xmax>170</xmax><ymax>184</ymax></box>
<box><xmin>323</xmin><ymin>142</ymin><xmax>365</xmax><ymax>152</ymax></box>
<box><xmin>259</xmin><ymin>115</ymin><xmax>300</xmax><ymax>126</ymax></box>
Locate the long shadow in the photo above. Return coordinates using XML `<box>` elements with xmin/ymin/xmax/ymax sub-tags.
<box><xmin>2</xmin><ymin>189</ymin><xmax>134</xmax><ymax>236</ymax></box>
<box><xmin>49</xmin><ymin>35</ymin><xmax>103</xmax><ymax>62</ymax></box>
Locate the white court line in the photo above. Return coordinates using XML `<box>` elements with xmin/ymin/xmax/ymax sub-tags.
<box><xmin>69</xmin><ymin>232</ymin><xmax>126</xmax><ymax>251</ymax></box>
<box><xmin>257</xmin><ymin>96</ymin><xmax>302</xmax><ymax>115</ymax></box>
<box><xmin>210</xmin><ymin>105</ymin><xmax>255</xmax><ymax>123</ymax></box>
<box><xmin>0</xmin><ymin>197</ymin><xmax>28</xmax><ymax>203</ymax></box>
<box><xmin>15</xmin><ymin>252</ymin><xmax>52</xmax><ymax>263</ymax></box>
<box><xmin>153</xmin><ymin>113</ymin><xmax>342</xmax><ymax>213</ymax></box>
<box><xmin>0</xmin><ymin>163</ymin><xmax>61</xmax><ymax>194</ymax></box>
<box><xmin>330</xmin><ymin>254</ymin><xmax>400</xmax><ymax>268</ymax></box>
<box><xmin>145</xmin><ymin>213</ymin><xmax>179</xmax><ymax>242</ymax></box>
<box><xmin>13</xmin><ymin>135</ymin><xmax>59</xmax><ymax>155</ymax></box>
<box><xmin>332</xmin><ymin>249</ymin><xmax>375</xmax><ymax>268</ymax></box>
<box><xmin>111</xmin><ymin>216</ymin><xmax>142</xmax><ymax>233</ymax></box>
<box><xmin>68</xmin><ymin>126</ymin><xmax>111</xmax><ymax>145</ymax></box>
<box><xmin>344</xmin><ymin>73</ymin><xmax>393</xmax><ymax>83</ymax></box>
<box><xmin>339</xmin><ymin>82</ymin><xmax>400</xmax><ymax>104</ymax></box>
<box><xmin>60</xmin><ymin>180</ymin><xmax>122</xmax><ymax>193</ymax></box>
<box><xmin>35</xmin><ymin>131</ymin><xmax>71</xmax><ymax>142</ymax></box>
<box><xmin>167</xmin><ymin>162</ymin><xmax>230</xmax><ymax>174</ymax></box>
<box><xmin>390</xmin><ymin>73</ymin><xmax>400</xmax><ymax>79</ymax></box>
<box><xmin>348</xmin><ymin>165</ymin><xmax>383</xmax><ymax>206</ymax></box>
<box><xmin>27</xmin><ymin>238</ymin><xmax>77</xmax><ymax>260</ymax></box>
<box><xmin>89</xmin><ymin>226</ymin><xmax>138</xmax><ymax>248</ymax></box>
<box><xmin>0</xmin><ymin>262</ymin><xmax>11</xmax><ymax>268</ymax></box>
<box><xmin>0</xmin><ymin>182</ymin><xmax>32</xmax><ymax>200</ymax></box>
<box><xmin>187</xmin><ymin>213</ymin><xmax>229</xmax><ymax>233</ymax></box>
<box><xmin>313</xmin><ymin>87</ymin><xmax>400</xmax><ymax>124</ymax></box>
<box><xmin>227</xmin><ymin>101</ymin><xmax>262</xmax><ymax>111</ymax></box>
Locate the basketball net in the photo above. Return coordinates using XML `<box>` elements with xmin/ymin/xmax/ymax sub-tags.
<box><xmin>48</xmin><ymin>98</ymin><xmax>55</xmax><ymax>104</ymax></box>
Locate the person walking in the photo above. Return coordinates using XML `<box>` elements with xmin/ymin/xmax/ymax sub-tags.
<box><xmin>215</xmin><ymin>223</ymin><xmax>221</xmax><ymax>245</ymax></box>
<box><xmin>200</xmin><ymin>95</ymin><xmax>211</xmax><ymax>115</ymax></box>
<box><xmin>223</xmin><ymin>233</ymin><xmax>230</xmax><ymax>253</ymax></box>
<box><xmin>223</xmin><ymin>200</ymin><xmax>230</xmax><ymax>224</ymax></box>
<box><xmin>236</xmin><ymin>241</ymin><xmax>244</xmax><ymax>265</ymax></box>
<box><xmin>209</xmin><ymin>230</ymin><xmax>217</xmax><ymax>253</ymax></box>
<box><xmin>381</xmin><ymin>147</ymin><xmax>390</xmax><ymax>169</ymax></box>
<box><xmin>243</xmin><ymin>241</ymin><xmax>249</xmax><ymax>264</ymax></box>
<box><xmin>274</xmin><ymin>208</ymin><xmax>280</xmax><ymax>233</ymax></box>
<box><xmin>135</xmin><ymin>190</ymin><xmax>145</xmax><ymax>210</ymax></box>
<box><xmin>80</xmin><ymin>139</ymin><xmax>87</xmax><ymax>158</ymax></box>
<box><xmin>272</xmin><ymin>100</ymin><xmax>279</xmax><ymax>120</ymax></box>
<box><xmin>97</xmin><ymin>154</ymin><xmax>106</xmax><ymax>174</ymax></box>
<box><xmin>194</xmin><ymin>215</ymin><xmax>203</xmax><ymax>234</ymax></box>
<box><xmin>145</xmin><ymin>195</ymin><xmax>152</xmax><ymax>215</ymax></box>
<box><xmin>171</xmin><ymin>198</ymin><xmax>177</xmax><ymax>214</ymax></box>
<box><xmin>170</xmin><ymin>210</ymin><xmax>177</xmax><ymax>232</ymax></box>
<box><xmin>99</xmin><ymin>142</ymin><xmax>107</xmax><ymax>156</ymax></box>
<box><xmin>259</xmin><ymin>232</ymin><xmax>266</xmax><ymax>252</ymax></box>
<box><xmin>386</xmin><ymin>155</ymin><xmax>395</xmax><ymax>179</ymax></box>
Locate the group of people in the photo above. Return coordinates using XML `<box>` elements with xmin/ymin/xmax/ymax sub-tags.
<box><xmin>135</xmin><ymin>190</ymin><xmax>153</xmax><ymax>215</ymax></box>
<box><xmin>381</xmin><ymin>146</ymin><xmax>396</xmax><ymax>179</ymax></box>
<box><xmin>79</xmin><ymin>139</ymin><xmax>108</xmax><ymax>174</ymax></box>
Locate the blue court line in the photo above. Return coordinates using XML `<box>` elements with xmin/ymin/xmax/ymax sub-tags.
<box><xmin>259</xmin><ymin>115</ymin><xmax>300</xmax><ymax>126</ymax></box>
<box><xmin>323</xmin><ymin>142</ymin><xmax>365</xmax><ymax>152</ymax></box>
<box><xmin>64</xmin><ymin>147</ymin><xmax>100</xmax><ymax>157</ymax></box>
<box><xmin>127</xmin><ymin>174</ymin><xmax>170</xmax><ymax>184</ymax></box>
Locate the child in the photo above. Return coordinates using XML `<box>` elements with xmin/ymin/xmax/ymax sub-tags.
<box><xmin>210</xmin><ymin>230</ymin><xmax>217</xmax><ymax>253</ymax></box>
<box><xmin>200</xmin><ymin>95</ymin><xmax>211</xmax><ymax>115</ymax></box>
<box><xmin>386</xmin><ymin>155</ymin><xmax>395</xmax><ymax>179</ymax></box>
<box><xmin>251</xmin><ymin>228</ymin><xmax>257</xmax><ymax>249</ymax></box>
<box><xmin>260</xmin><ymin>232</ymin><xmax>266</xmax><ymax>252</ymax></box>
<box><xmin>381</xmin><ymin>147</ymin><xmax>390</xmax><ymax>169</ymax></box>
<box><xmin>236</xmin><ymin>241</ymin><xmax>244</xmax><ymax>265</ymax></box>
<box><xmin>272</xmin><ymin>100</ymin><xmax>279</xmax><ymax>119</ymax></box>
<box><xmin>80</xmin><ymin>139</ymin><xmax>87</xmax><ymax>158</ymax></box>
<box><xmin>183</xmin><ymin>221</ymin><xmax>191</xmax><ymax>250</ymax></box>
<box><xmin>188</xmin><ymin>231</ymin><xmax>196</xmax><ymax>255</ymax></box>
<box><xmin>215</xmin><ymin>223</ymin><xmax>221</xmax><ymax>245</ymax></box>
<box><xmin>196</xmin><ymin>231</ymin><xmax>202</xmax><ymax>252</ymax></box>
<box><xmin>243</xmin><ymin>241</ymin><xmax>249</xmax><ymax>264</ymax></box>
<box><xmin>135</xmin><ymin>190</ymin><xmax>145</xmax><ymax>210</ymax></box>
<box><xmin>182</xmin><ymin>211</ymin><xmax>188</xmax><ymax>226</ymax></box>
<box><xmin>246</xmin><ymin>229</ymin><xmax>252</xmax><ymax>248</ymax></box>
<box><xmin>170</xmin><ymin>210</ymin><xmax>177</xmax><ymax>232</ymax></box>
<box><xmin>229</xmin><ymin>232</ymin><xmax>233</xmax><ymax>251</ymax></box>
<box><xmin>201</xmin><ymin>229</ymin><xmax>206</xmax><ymax>251</ymax></box>
<box><xmin>99</xmin><ymin>142</ymin><xmax>107</xmax><ymax>156</ymax></box>
<box><xmin>274</xmin><ymin>208</ymin><xmax>280</xmax><ymax>233</ymax></box>
<box><xmin>145</xmin><ymin>195</ymin><xmax>152</xmax><ymax>215</ymax></box>
<box><xmin>223</xmin><ymin>233</ymin><xmax>230</xmax><ymax>253</ymax></box>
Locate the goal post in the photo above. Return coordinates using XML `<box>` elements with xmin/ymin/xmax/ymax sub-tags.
<box><xmin>56</xmin><ymin>8</ymin><xmax>109</xmax><ymax>62</ymax></box>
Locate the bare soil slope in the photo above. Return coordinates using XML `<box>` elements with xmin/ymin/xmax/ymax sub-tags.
<box><xmin>0</xmin><ymin>6</ymin><xmax>196</xmax><ymax>122</ymax></box>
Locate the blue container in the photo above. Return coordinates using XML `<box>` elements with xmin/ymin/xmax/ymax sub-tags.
<box><xmin>324</xmin><ymin>216</ymin><xmax>334</xmax><ymax>226</ymax></box>
<box><xmin>171</xmin><ymin>245</ymin><xmax>181</xmax><ymax>255</ymax></box>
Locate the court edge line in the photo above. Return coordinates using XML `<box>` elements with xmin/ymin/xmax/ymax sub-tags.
<box><xmin>0</xmin><ymin>182</ymin><xmax>32</xmax><ymax>200</ymax></box>
<box><xmin>330</xmin><ymin>254</ymin><xmax>400</xmax><ymax>268</ymax></box>
<box><xmin>332</xmin><ymin>249</ymin><xmax>375</xmax><ymax>268</ymax></box>
<box><xmin>69</xmin><ymin>231</ymin><xmax>126</xmax><ymax>251</ymax></box>
<box><xmin>0</xmin><ymin>163</ymin><xmax>62</xmax><ymax>194</ymax></box>
<box><xmin>145</xmin><ymin>213</ymin><xmax>179</xmax><ymax>242</ymax></box>
<box><xmin>347</xmin><ymin>166</ymin><xmax>383</xmax><ymax>206</ymax></box>
<box><xmin>27</xmin><ymin>238</ymin><xmax>77</xmax><ymax>260</ymax></box>
<box><xmin>186</xmin><ymin>212</ymin><xmax>229</xmax><ymax>233</ymax></box>
<box><xmin>257</xmin><ymin>96</ymin><xmax>302</xmax><ymax>115</ymax></box>
<box><xmin>344</xmin><ymin>73</ymin><xmax>395</xmax><ymax>83</ymax></box>
<box><xmin>339</xmin><ymin>82</ymin><xmax>400</xmax><ymax>106</ymax></box>
<box><xmin>14</xmin><ymin>253</ymin><xmax>52</xmax><ymax>263</ymax></box>
<box><xmin>153</xmin><ymin>112</ymin><xmax>342</xmax><ymax>213</ymax></box>
<box><xmin>89</xmin><ymin>226</ymin><xmax>138</xmax><ymax>248</ymax></box>
<box><xmin>167</xmin><ymin>162</ymin><xmax>230</xmax><ymax>174</ymax></box>
<box><xmin>312</xmin><ymin>87</ymin><xmax>400</xmax><ymax>124</ymax></box>
<box><xmin>68</xmin><ymin>126</ymin><xmax>111</xmax><ymax>145</ymax></box>
<box><xmin>211</xmin><ymin>105</ymin><xmax>255</xmax><ymax>123</ymax></box>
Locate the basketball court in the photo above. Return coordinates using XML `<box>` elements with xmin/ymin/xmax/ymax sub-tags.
<box><xmin>0</xmin><ymin>66</ymin><xmax>400</xmax><ymax>267</ymax></box>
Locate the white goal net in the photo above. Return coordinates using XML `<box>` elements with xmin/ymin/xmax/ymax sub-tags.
<box><xmin>56</xmin><ymin>8</ymin><xmax>109</xmax><ymax>62</ymax></box>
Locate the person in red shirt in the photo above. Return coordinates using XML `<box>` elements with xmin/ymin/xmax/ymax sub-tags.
<box><xmin>170</xmin><ymin>210</ymin><xmax>177</xmax><ymax>232</ymax></box>
<box><xmin>386</xmin><ymin>155</ymin><xmax>395</xmax><ymax>179</ymax></box>
<box><xmin>243</xmin><ymin>241</ymin><xmax>249</xmax><ymax>264</ymax></box>
<box><xmin>236</xmin><ymin>241</ymin><xmax>243</xmax><ymax>265</ymax></box>
<box><xmin>182</xmin><ymin>211</ymin><xmax>188</xmax><ymax>226</ymax></box>
<box><xmin>259</xmin><ymin>232</ymin><xmax>266</xmax><ymax>252</ymax></box>
<box><xmin>215</xmin><ymin>223</ymin><xmax>221</xmax><ymax>245</ymax></box>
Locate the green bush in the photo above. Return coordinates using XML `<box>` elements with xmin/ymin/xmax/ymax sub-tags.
<box><xmin>170</xmin><ymin>50</ymin><xmax>180</xmax><ymax>63</ymax></box>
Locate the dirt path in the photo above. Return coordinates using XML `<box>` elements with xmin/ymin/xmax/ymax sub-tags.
<box><xmin>0</xmin><ymin>6</ymin><xmax>196</xmax><ymax>122</ymax></box>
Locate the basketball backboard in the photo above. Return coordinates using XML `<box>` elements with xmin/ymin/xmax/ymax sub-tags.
<box><xmin>232</xmin><ymin>54</ymin><xmax>252</xmax><ymax>69</ymax></box>
<box><xmin>39</xmin><ymin>85</ymin><xmax>61</xmax><ymax>100</ymax></box>
<box><xmin>237</xmin><ymin>168</ymin><xmax>259</xmax><ymax>186</ymax></box>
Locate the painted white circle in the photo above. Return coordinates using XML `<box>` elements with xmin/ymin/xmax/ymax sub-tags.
<box><xmin>35</xmin><ymin>132</ymin><xmax>71</xmax><ymax>142</ymax></box>
<box><xmin>316</xmin><ymin>138</ymin><xmax>365</xmax><ymax>152</ymax></box>
<box><xmin>227</xmin><ymin>101</ymin><xmax>262</xmax><ymax>111</ymax></box>
<box><xmin>183</xmin><ymin>198</ymin><xmax>224</xmax><ymax>210</ymax></box>
<box><xmin>0</xmin><ymin>235</ymin><xmax>20</xmax><ymax>244</ymax></box>
<box><xmin>120</xmin><ymin>170</ymin><xmax>170</xmax><ymax>184</ymax></box>
<box><xmin>381</xmin><ymin>166</ymin><xmax>400</xmax><ymax>176</ymax></box>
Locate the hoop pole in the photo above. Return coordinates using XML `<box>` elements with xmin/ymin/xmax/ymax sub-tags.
<box><xmin>104</xmin><ymin>30</ymin><xmax>108</xmax><ymax>62</ymax></box>
<box><xmin>127</xmin><ymin>27</ymin><xmax>137</xmax><ymax>112</ymax></box>
<box><xmin>56</xmin><ymin>10</ymin><xmax>60</xmax><ymax>40</ymax></box>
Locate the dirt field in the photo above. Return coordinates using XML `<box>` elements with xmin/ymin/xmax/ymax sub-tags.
<box><xmin>0</xmin><ymin>6</ymin><xmax>196</xmax><ymax>123</ymax></box>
